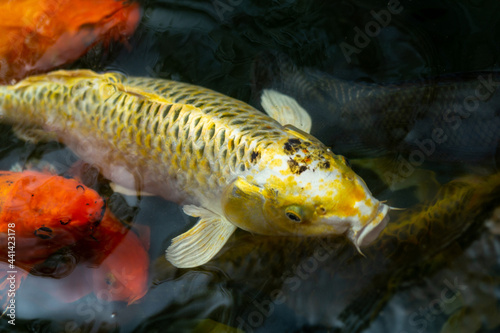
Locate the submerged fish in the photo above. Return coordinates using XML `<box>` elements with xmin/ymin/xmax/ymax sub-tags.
<box><xmin>254</xmin><ymin>53</ymin><xmax>500</xmax><ymax>165</ymax></box>
<box><xmin>48</xmin><ymin>161</ymin><xmax>150</xmax><ymax>304</ymax></box>
<box><xmin>0</xmin><ymin>69</ymin><xmax>390</xmax><ymax>268</ymax></box>
<box><xmin>0</xmin><ymin>0</ymin><xmax>140</xmax><ymax>83</ymax></box>
<box><xmin>79</xmin><ymin>209</ymin><xmax>150</xmax><ymax>304</ymax></box>
<box><xmin>0</xmin><ymin>170</ymin><xmax>105</xmax><ymax>310</ymax></box>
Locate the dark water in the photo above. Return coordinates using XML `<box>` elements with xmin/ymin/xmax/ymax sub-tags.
<box><xmin>2</xmin><ymin>0</ymin><xmax>500</xmax><ymax>332</ymax></box>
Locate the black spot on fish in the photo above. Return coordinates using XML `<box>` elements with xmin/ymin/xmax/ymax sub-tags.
<box><xmin>34</xmin><ymin>226</ymin><xmax>53</xmax><ymax>239</ymax></box>
<box><xmin>288</xmin><ymin>159</ymin><xmax>308</xmax><ymax>175</ymax></box>
<box><xmin>76</xmin><ymin>185</ymin><xmax>85</xmax><ymax>192</ymax></box>
<box><xmin>319</xmin><ymin>161</ymin><xmax>331</xmax><ymax>170</ymax></box>
<box><xmin>60</xmin><ymin>218</ymin><xmax>71</xmax><ymax>225</ymax></box>
<box><xmin>284</xmin><ymin>138</ymin><xmax>302</xmax><ymax>155</ymax></box>
<box><xmin>250</xmin><ymin>150</ymin><xmax>260</xmax><ymax>163</ymax></box>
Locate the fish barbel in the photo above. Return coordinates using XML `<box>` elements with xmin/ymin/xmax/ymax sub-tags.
<box><xmin>0</xmin><ymin>70</ymin><xmax>390</xmax><ymax>267</ymax></box>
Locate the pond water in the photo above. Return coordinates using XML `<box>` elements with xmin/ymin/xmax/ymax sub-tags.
<box><xmin>1</xmin><ymin>0</ymin><xmax>500</xmax><ymax>332</ymax></box>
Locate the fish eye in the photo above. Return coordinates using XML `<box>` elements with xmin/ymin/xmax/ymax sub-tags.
<box><xmin>285</xmin><ymin>205</ymin><xmax>303</xmax><ymax>223</ymax></box>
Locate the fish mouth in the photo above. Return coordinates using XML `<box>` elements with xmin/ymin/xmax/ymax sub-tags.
<box><xmin>355</xmin><ymin>203</ymin><xmax>390</xmax><ymax>249</ymax></box>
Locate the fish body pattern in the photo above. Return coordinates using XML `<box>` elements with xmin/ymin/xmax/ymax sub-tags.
<box><xmin>0</xmin><ymin>70</ymin><xmax>389</xmax><ymax>267</ymax></box>
<box><xmin>257</xmin><ymin>55</ymin><xmax>500</xmax><ymax>163</ymax></box>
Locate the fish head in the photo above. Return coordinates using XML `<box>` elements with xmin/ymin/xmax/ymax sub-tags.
<box><xmin>28</xmin><ymin>174</ymin><xmax>106</xmax><ymax>237</ymax></box>
<box><xmin>222</xmin><ymin>126</ymin><xmax>389</xmax><ymax>250</ymax></box>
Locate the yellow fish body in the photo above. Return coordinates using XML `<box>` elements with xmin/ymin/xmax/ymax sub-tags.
<box><xmin>0</xmin><ymin>70</ymin><xmax>390</xmax><ymax>267</ymax></box>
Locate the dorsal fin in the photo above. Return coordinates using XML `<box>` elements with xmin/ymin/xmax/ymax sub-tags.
<box><xmin>261</xmin><ymin>89</ymin><xmax>312</xmax><ymax>133</ymax></box>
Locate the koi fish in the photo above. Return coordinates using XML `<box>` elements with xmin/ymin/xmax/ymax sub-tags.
<box><xmin>0</xmin><ymin>69</ymin><xmax>390</xmax><ymax>268</ymax></box>
<box><xmin>0</xmin><ymin>170</ymin><xmax>105</xmax><ymax>310</ymax></box>
<box><xmin>0</xmin><ymin>0</ymin><xmax>140</xmax><ymax>83</ymax></box>
<box><xmin>79</xmin><ymin>209</ymin><xmax>150</xmax><ymax>304</ymax></box>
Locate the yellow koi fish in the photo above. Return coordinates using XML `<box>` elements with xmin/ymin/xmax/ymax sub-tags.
<box><xmin>0</xmin><ymin>70</ymin><xmax>390</xmax><ymax>267</ymax></box>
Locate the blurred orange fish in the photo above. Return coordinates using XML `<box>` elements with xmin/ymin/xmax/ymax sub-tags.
<box><xmin>59</xmin><ymin>161</ymin><xmax>150</xmax><ymax>304</ymax></box>
<box><xmin>0</xmin><ymin>170</ymin><xmax>106</xmax><ymax>310</ymax></box>
<box><xmin>62</xmin><ymin>161</ymin><xmax>150</xmax><ymax>304</ymax></box>
<box><xmin>0</xmin><ymin>0</ymin><xmax>141</xmax><ymax>83</ymax></box>
<box><xmin>87</xmin><ymin>209</ymin><xmax>150</xmax><ymax>304</ymax></box>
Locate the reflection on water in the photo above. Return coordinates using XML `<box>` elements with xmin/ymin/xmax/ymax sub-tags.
<box><xmin>2</xmin><ymin>0</ymin><xmax>500</xmax><ymax>332</ymax></box>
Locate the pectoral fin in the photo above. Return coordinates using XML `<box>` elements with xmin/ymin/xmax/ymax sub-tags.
<box><xmin>261</xmin><ymin>89</ymin><xmax>312</xmax><ymax>133</ymax></box>
<box><xmin>165</xmin><ymin>205</ymin><xmax>237</xmax><ymax>268</ymax></box>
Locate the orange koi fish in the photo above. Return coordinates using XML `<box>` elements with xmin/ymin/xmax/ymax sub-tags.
<box><xmin>0</xmin><ymin>0</ymin><xmax>141</xmax><ymax>83</ymax></box>
<box><xmin>0</xmin><ymin>170</ymin><xmax>106</xmax><ymax>309</ymax></box>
